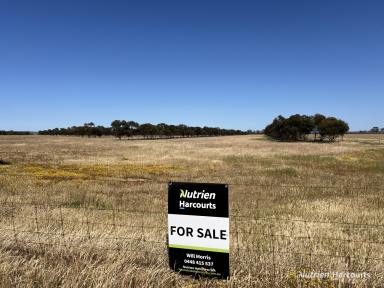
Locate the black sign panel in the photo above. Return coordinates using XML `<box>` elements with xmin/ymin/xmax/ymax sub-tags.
<box><xmin>168</xmin><ymin>182</ymin><xmax>229</xmax><ymax>279</ymax></box>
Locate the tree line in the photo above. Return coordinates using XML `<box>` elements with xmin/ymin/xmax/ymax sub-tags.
<box><xmin>264</xmin><ymin>114</ymin><xmax>349</xmax><ymax>141</ymax></box>
<box><xmin>0</xmin><ymin>130</ymin><xmax>32</xmax><ymax>135</ymax></box>
<box><xmin>38</xmin><ymin>121</ymin><xmax>249</xmax><ymax>139</ymax></box>
<box><xmin>368</xmin><ymin>127</ymin><xmax>384</xmax><ymax>133</ymax></box>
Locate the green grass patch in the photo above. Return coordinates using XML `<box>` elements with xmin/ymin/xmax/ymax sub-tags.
<box><xmin>263</xmin><ymin>167</ymin><xmax>299</xmax><ymax>177</ymax></box>
<box><xmin>222</xmin><ymin>155</ymin><xmax>273</xmax><ymax>166</ymax></box>
<box><xmin>63</xmin><ymin>191</ymin><xmax>113</xmax><ymax>209</ymax></box>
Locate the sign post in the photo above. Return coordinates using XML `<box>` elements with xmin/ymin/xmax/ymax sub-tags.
<box><xmin>168</xmin><ymin>182</ymin><xmax>229</xmax><ymax>279</ymax></box>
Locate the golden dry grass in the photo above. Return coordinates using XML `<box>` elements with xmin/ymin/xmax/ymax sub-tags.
<box><xmin>0</xmin><ymin>134</ymin><xmax>383</xmax><ymax>287</ymax></box>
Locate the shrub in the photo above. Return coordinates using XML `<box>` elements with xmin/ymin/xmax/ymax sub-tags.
<box><xmin>0</xmin><ymin>159</ymin><xmax>10</xmax><ymax>165</ymax></box>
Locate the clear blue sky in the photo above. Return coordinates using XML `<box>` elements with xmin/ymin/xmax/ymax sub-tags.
<box><xmin>0</xmin><ymin>0</ymin><xmax>383</xmax><ymax>131</ymax></box>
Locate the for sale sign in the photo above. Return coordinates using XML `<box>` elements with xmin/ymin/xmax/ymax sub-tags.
<box><xmin>168</xmin><ymin>182</ymin><xmax>229</xmax><ymax>279</ymax></box>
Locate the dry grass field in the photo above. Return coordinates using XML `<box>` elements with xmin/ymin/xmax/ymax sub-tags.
<box><xmin>0</xmin><ymin>134</ymin><xmax>384</xmax><ymax>287</ymax></box>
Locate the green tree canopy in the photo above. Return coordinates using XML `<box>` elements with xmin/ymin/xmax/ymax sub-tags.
<box><xmin>265</xmin><ymin>114</ymin><xmax>349</xmax><ymax>142</ymax></box>
<box><xmin>318</xmin><ymin>117</ymin><xmax>349</xmax><ymax>141</ymax></box>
